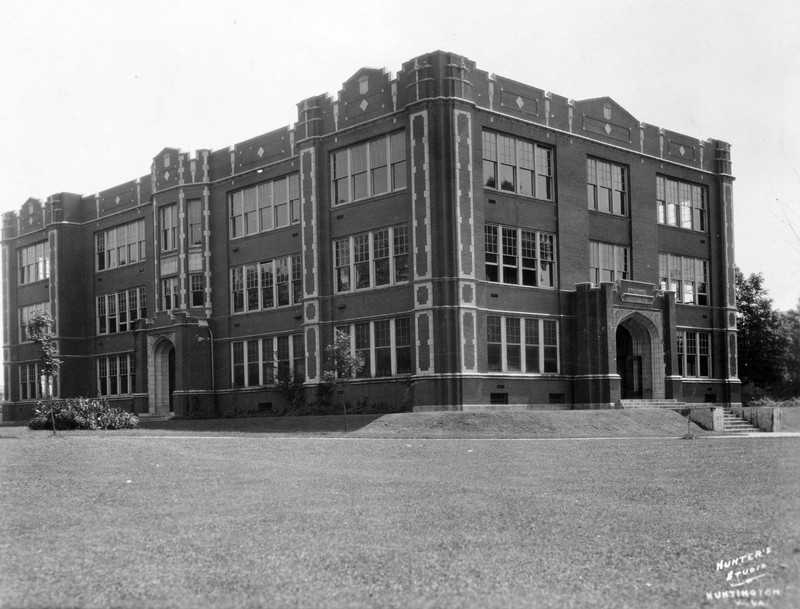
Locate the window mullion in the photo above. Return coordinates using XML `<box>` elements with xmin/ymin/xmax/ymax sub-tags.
<box><xmin>366</xmin><ymin>141</ymin><xmax>373</xmax><ymax>199</ymax></box>
<box><xmin>369</xmin><ymin>231</ymin><xmax>375</xmax><ymax>289</ymax></box>
<box><xmin>390</xmin><ymin>319</ymin><xmax>397</xmax><ymax>376</ymax></box>
<box><xmin>500</xmin><ymin>317</ymin><xmax>507</xmax><ymax>372</ymax></box>
<box><xmin>388</xmin><ymin>227</ymin><xmax>395</xmax><ymax>285</ymax></box>
<box><xmin>369</xmin><ymin>321</ymin><xmax>376</xmax><ymax>377</ymax></box>
<box><xmin>349</xmin><ymin>237</ymin><xmax>356</xmax><ymax>287</ymax></box>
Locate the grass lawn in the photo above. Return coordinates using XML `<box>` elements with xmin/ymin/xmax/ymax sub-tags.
<box><xmin>781</xmin><ymin>406</ymin><xmax>800</xmax><ymax>432</ymax></box>
<box><xmin>1</xmin><ymin>431</ymin><xmax>799</xmax><ymax>609</ymax></box>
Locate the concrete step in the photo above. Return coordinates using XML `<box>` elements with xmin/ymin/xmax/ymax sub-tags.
<box><xmin>722</xmin><ymin>409</ymin><xmax>762</xmax><ymax>433</ymax></box>
<box><xmin>137</xmin><ymin>413</ymin><xmax>175</xmax><ymax>422</ymax></box>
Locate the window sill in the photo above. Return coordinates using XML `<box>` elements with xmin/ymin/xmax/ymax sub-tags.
<box><xmin>229</xmin><ymin>222</ymin><xmax>301</xmax><ymax>242</ymax></box>
<box><xmin>483</xmin><ymin>188</ymin><xmax>555</xmax><ymax>204</ymax></box>
<box><xmin>335</xmin><ymin>282</ymin><xmax>410</xmax><ymax>296</ymax></box>
<box><xmin>657</xmin><ymin>223</ymin><xmax>707</xmax><ymax>235</ymax></box>
<box><xmin>231</xmin><ymin>304</ymin><xmax>303</xmax><ymax>316</ymax></box>
<box><xmin>330</xmin><ymin>188</ymin><xmax>408</xmax><ymax>209</ymax></box>
<box><xmin>588</xmin><ymin>209</ymin><xmax>630</xmax><ymax>219</ymax></box>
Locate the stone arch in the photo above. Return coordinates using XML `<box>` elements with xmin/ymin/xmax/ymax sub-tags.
<box><xmin>149</xmin><ymin>336</ymin><xmax>176</xmax><ymax>414</ymax></box>
<box><xmin>614</xmin><ymin>312</ymin><xmax>665</xmax><ymax>400</ymax></box>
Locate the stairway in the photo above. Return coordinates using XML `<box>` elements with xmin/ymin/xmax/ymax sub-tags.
<box><xmin>722</xmin><ymin>409</ymin><xmax>762</xmax><ymax>434</ymax></box>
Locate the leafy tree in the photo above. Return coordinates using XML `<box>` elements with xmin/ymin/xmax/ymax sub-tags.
<box><xmin>26</xmin><ymin>312</ymin><xmax>62</xmax><ymax>434</ymax></box>
<box><xmin>319</xmin><ymin>329</ymin><xmax>364</xmax><ymax>430</ymax></box>
<box><xmin>735</xmin><ymin>268</ymin><xmax>791</xmax><ymax>389</ymax></box>
<box><xmin>780</xmin><ymin>300</ymin><xmax>800</xmax><ymax>395</ymax></box>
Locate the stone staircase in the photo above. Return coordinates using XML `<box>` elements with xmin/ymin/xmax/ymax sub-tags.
<box><xmin>722</xmin><ymin>409</ymin><xmax>762</xmax><ymax>434</ymax></box>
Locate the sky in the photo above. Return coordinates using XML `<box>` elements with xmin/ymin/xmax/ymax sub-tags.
<box><xmin>1</xmin><ymin>0</ymin><xmax>799</xmax><ymax>358</ymax></box>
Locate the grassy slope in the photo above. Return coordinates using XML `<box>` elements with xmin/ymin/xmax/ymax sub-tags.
<box><xmin>124</xmin><ymin>409</ymin><xmax>705</xmax><ymax>438</ymax></box>
<box><xmin>1</xmin><ymin>433</ymin><xmax>798</xmax><ymax>609</ymax></box>
<box><xmin>354</xmin><ymin>410</ymin><xmax>705</xmax><ymax>438</ymax></box>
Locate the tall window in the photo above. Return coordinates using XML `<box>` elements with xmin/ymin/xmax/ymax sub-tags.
<box><xmin>160</xmin><ymin>204</ymin><xmax>177</xmax><ymax>252</ymax></box>
<box><xmin>587</xmin><ymin>158</ymin><xmax>627</xmax><ymax>215</ymax></box>
<box><xmin>229</xmin><ymin>174</ymin><xmax>300</xmax><ymax>239</ymax></box>
<box><xmin>484</xmin><ymin>225</ymin><xmax>556</xmax><ymax>288</ymax></box>
<box><xmin>18</xmin><ymin>241</ymin><xmax>50</xmax><ymax>284</ymax></box>
<box><xmin>161</xmin><ymin>277</ymin><xmax>179</xmax><ymax>311</ymax></box>
<box><xmin>231</xmin><ymin>334</ymin><xmax>305</xmax><ymax>387</ymax></box>
<box><xmin>334</xmin><ymin>318</ymin><xmax>413</xmax><ymax>377</ymax></box>
<box><xmin>190</xmin><ymin>274</ymin><xmax>205</xmax><ymax>308</ymax></box>
<box><xmin>331</xmin><ymin>132</ymin><xmax>407</xmax><ymax>205</ymax></box>
<box><xmin>482</xmin><ymin>131</ymin><xmax>553</xmax><ymax>200</ymax></box>
<box><xmin>334</xmin><ymin>226</ymin><xmax>409</xmax><ymax>293</ymax></box>
<box><xmin>188</xmin><ymin>199</ymin><xmax>203</xmax><ymax>246</ymax></box>
<box><xmin>657</xmin><ymin>176</ymin><xmax>707</xmax><ymax>231</ymax></box>
<box><xmin>19</xmin><ymin>363</ymin><xmax>42</xmax><ymax>400</ymax></box>
<box><xmin>97</xmin><ymin>288</ymin><xmax>146</xmax><ymax>334</ymax></box>
<box><xmin>677</xmin><ymin>331</ymin><xmax>711</xmax><ymax>378</ymax></box>
<box><xmin>589</xmin><ymin>242</ymin><xmax>630</xmax><ymax>284</ymax></box>
<box><xmin>659</xmin><ymin>254</ymin><xmax>709</xmax><ymax>305</ymax></box>
<box><xmin>231</xmin><ymin>255</ymin><xmax>302</xmax><ymax>313</ymax></box>
<box><xmin>487</xmin><ymin>316</ymin><xmax>558</xmax><ymax>373</ymax></box>
<box><xmin>98</xmin><ymin>354</ymin><xmax>135</xmax><ymax>396</ymax></box>
<box><xmin>19</xmin><ymin>302</ymin><xmax>51</xmax><ymax>341</ymax></box>
<box><xmin>95</xmin><ymin>220</ymin><xmax>146</xmax><ymax>271</ymax></box>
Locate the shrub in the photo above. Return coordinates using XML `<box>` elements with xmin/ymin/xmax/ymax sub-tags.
<box><xmin>28</xmin><ymin>398</ymin><xmax>139</xmax><ymax>431</ymax></box>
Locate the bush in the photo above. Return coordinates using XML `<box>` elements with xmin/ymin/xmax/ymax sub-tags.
<box><xmin>28</xmin><ymin>398</ymin><xmax>139</xmax><ymax>430</ymax></box>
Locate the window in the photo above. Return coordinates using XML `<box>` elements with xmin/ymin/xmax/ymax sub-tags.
<box><xmin>331</xmin><ymin>132</ymin><xmax>406</xmax><ymax>205</ymax></box>
<box><xmin>231</xmin><ymin>255</ymin><xmax>302</xmax><ymax>313</ymax></box>
<box><xmin>231</xmin><ymin>334</ymin><xmax>304</xmax><ymax>387</ymax></box>
<box><xmin>188</xmin><ymin>199</ymin><xmax>203</xmax><ymax>246</ymax></box>
<box><xmin>229</xmin><ymin>174</ymin><xmax>300</xmax><ymax>239</ymax></box>
<box><xmin>677</xmin><ymin>331</ymin><xmax>711</xmax><ymax>378</ymax></box>
<box><xmin>19</xmin><ymin>363</ymin><xmax>43</xmax><ymax>400</ymax></box>
<box><xmin>587</xmin><ymin>158</ymin><xmax>627</xmax><ymax>215</ymax></box>
<box><xmin>161</xmin><ymin>277</ymin><xmax>180</xmax><ymax>311</ymax></box>
<box><xmin>659</xmin><ymin>254</ymin><xmax>709</xmax><ymax>305</ymax></box>
<box><xmin>482</xmin><ymin>131</ymin><xmax>553</xmax><ymax>200</ymax></box>
<box><xmin>334</xmin><ymin>226</ymin><xmax>409</xmax><ymax>293</ymax></box>
<box><xmin>487</xmin><ymin>316</ymin><xmax>559</xmax><ymax>373</ymax></box>
<box><xmin>335</xmin><ymin>318</ymin><xmax>414</xmax><ymax>378</ymax></box>
<box><xmin>485</xmin><ymin>225</ymin><xmax>556</xmax><ymax>288</ymax></box>
<box><xmin>95</xmin><ymin>220</ymin><xmax>145</xmax><ymax>271</ymax></box>
<box><xmin>19</xmin><ymin>302</ymin><xmax>51</xmax><ymax>341</ymax></box>
<box><xmin>18</xmin><ymin>242</ymin><xmax>50</xmax><ymax>284</ymax></box>
<box><xmin>657</xmin><ymin>176</ymin><xmax>707</xmax><ymax>231</ymax></box>
<box><xmin>190</xmin><ymin>274</ymin><xmax>205</xmax><ymax>308</ymax></box>
<box><xmin>97</xmin><ymin>288</ymin><xmax>146</xmax><ymax>334</ymax></box>
<box><xmin>98</xmin><ymin>354</ymin><xmax>135</xmax><ymax>396</ymax></box>
<box><xmin>159</xmin><ymin>204</ymin><xmax>177</xmax><ymax>252</ymax></box>
<box><xmin>589</xmin><ymin>242</ymin><xmax>630</xmax><ymax>284</ymax></box>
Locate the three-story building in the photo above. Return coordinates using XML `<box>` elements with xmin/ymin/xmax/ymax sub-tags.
<box><xmin>1</xmin><ymin>51</ymin><xmax>739</xmax><ymax>421</ymax></box>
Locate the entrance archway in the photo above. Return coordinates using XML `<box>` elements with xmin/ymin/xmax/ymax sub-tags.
<box><xmin>152</xmin><ymin>339</ymin><xmax>176</xmax><ymax>414</ymax></box>
<box><xmin>615</xmin><ymin>314</ymin><xmax>665</xmax><ymax>400</ymax></box>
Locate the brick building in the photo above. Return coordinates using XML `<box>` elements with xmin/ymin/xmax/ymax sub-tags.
<box><xmin>1</xmin><ymin>51</ymin><xmax>739</xmax><ymax>422</ymax></box>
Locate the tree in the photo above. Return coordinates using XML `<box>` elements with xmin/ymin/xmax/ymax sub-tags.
<box><xmin>780</xmin><ymin>300</ymin><xmax>800</xmax><ymax>395</ymax></box>
<box><xmin>320</xmin><ymin>329</ymin><xmax>364</xmax><ymax>431</ymax></box>
<box><xmin>735</xmin><ymin>268</ymin><xmax>791</xmax><ymax>389</ymax></box>
<box><xmin>26</xmin><ymin>312</ymin><xmax>62</xmax><ymax>434</ymax></box>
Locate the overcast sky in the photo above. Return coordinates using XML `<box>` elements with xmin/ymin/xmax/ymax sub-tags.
<box><xmin>1</xmin><ymin>0</ymin><xmax>799</xmax><ymax>320</ymax></box>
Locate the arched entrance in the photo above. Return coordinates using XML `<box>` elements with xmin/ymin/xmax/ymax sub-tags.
<box><xmin>152</xmin><ymin>338</ymin><xmax>176</xmax><ymax>414</ymax></box>
<box><xmin>615</xmin><ymin>314</ymin><xmax>665</xmax><ymax>400</ymax></box>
